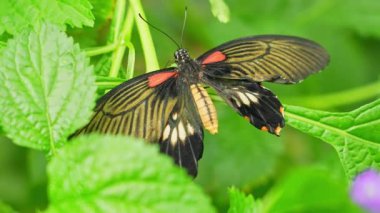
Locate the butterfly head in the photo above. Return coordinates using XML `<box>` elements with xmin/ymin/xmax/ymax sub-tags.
<box><xmin>175</xmin><ymin>48</ymin><xmax>191</xmax><ymax>64</ymax></box>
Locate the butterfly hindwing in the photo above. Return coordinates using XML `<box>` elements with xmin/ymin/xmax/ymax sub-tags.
<box><xmin>204</xmin><ymin>76</ymin><xmax>284</xmax><ymax>135</ymax></box>
<box><xmin>159</xmin><ymin>101</ymin><xmax>204</xmax><ymax>176</ymax></box>
<box><xmin>73</xmin><ymin>68</ymin><xmax>178</xmax><ymax>142</ymax></box>
<box><xmin>197</xmin><ymin>35</ymin><xmax>329</xmax><ymax>83</ymax></box>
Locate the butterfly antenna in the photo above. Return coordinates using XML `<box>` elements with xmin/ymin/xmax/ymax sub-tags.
<box><xmin>138</xmin><ymin>14</ymin><xmax>180</xmax><ymax>49</ymax></box>
<box><xmin>180</xmin><ymin>7</ymin><xmax>188</xmax><ymax>48</ymax></box>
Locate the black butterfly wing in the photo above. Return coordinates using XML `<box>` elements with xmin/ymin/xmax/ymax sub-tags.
<box><xmin>159</xmin><ymin>98</ymin><xmax>204</xmax><ymax>176</ymax></box>
<box><xmin>197</xmin><ymin>35</ymin><xmax>329</xmax><ymax>83</ymax></box>
<box><xmin>203</xmin><ymin>76</ymin><xmax>284</xmax><ymax>135</ymax></box>
<box><xmin>73</xmin><ymin>68</ymin><xmax>179</xmax><ymax>143</ymax></box>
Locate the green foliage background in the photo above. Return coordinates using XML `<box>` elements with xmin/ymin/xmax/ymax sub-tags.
<box><xmin>0</xmin><ymin>0</ymin><xmax>379</xmax><ymax>212</ymax></box>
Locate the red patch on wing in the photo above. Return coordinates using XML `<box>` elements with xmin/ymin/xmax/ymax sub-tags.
<box><xmin>202</xmin><ymin>51</ymin><xmax>226</xmax><ymax>64</ymax></box>
<box><xmin>148</xmin><ymin>71</ymin><xmax>178</xmax><ymax>87</ymax></box>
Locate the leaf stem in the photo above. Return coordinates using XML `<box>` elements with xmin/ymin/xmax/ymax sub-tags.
<box><xmin>96</xmin><ymin>76</ymin><xmax>125</xmax><ymax>90</ymax></box>
<box><xmin>129</xmin><ymin>0</ymin><xmax>159</xmax><ymax>72</ymax></box>
<box><xmin>109</xmin><ymin>7</ymin><xmax>135</xmax><ymax>78</ymax></box>
<box><xmin>111</xmin><ymin>0</ymin><xmax>127</xmax><ymax>42</ymax></box>
<box><xmin>85</xmin><ymin>43</ymin><xmax>118</xmax><ymax>57</ymax></box>
<box><xmin>96</xmin><ymin>81</ymin><xmax>125</xmax><ymax>90</ymax></box>
<box><xmin>285</xmin><ymin>81</ymin><xmax>380</xmax><ymax>109</ymax></box>
<box><xmin>125</xmin><ymin>42</ymin><xmax>135</xmax><ymax>79</ymax></box>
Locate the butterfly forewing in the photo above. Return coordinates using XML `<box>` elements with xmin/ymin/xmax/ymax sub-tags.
<box><xmin>74</xmin><ymin>68</ymin><xmax>178</xmax><ymax>142</ymax></box>
<box><xmin>198</xmin><ymin>35</ymin><xmax>329</xmax><ymax>83</ymax></box>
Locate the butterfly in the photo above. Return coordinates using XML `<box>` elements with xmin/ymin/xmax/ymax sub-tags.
<box><xmin>73</xmin><ymin>35</ymin><xmax>329</xmax><ymax>176</ymax></box>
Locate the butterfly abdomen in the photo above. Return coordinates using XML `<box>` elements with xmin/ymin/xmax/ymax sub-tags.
<box><xmin>190</xmin><ymin>84</ymin><xmax>218</xmax><ymax>134</ymax></box>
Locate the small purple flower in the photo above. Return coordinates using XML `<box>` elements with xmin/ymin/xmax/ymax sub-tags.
<box><xmin>351</xmin><ymin>169</ymin><xmax>380</xmax><ymax>213</ymax></box>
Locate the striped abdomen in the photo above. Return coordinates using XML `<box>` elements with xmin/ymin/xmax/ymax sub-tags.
<box><xmin>190</xmin><ymin>84</ymin><xmax>218</xmax><ymax>134</ymax></box>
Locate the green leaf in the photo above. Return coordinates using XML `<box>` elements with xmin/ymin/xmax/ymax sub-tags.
<box><xmin>0</xmin><ymin>22</ymin><xmax>96</xmax><ymax>151</ymax></box>
<box><xmin>263</xmin><ymin>167</ymin><xmax>361</xmax><ymax>213</ymax></box>
<box><xmin>209</xmin><ymin>0</ymin><xmax>230</xmax><ymax>23</ymax></box>
<box><xmin>46</xmin><ymin>134</ymin><xmax>215</xmax><ymax>213</ymax></box>
<box><xmin>0</xmin><ymin>201</ymin><xmax>16</xmax><ymax>213</ymax></box>
<box><xmin>196</xmin><ymin>103</ymin><xmax>283</xmax><ymax>209</ymax></box>
<box><xmin>228</xmin><ymin>187</ymin><xmax>261</xmax><ymax>213</ymax></box>
<box><xmin>89</xmin><ymin>0</ymin><xmax>113</xmax><ymax>23</ymax></box>
<box><xmin>285</xmin><ymin>100</ymin><xmax>380</xmax><ymax>179</ymax></box>
<box><xmin>129</xmin><ymin>0</ymin><xmax>159</xmax><ymax>72</ymax></box>
<box><xmin>67</xmin><ymin>0</ymin><xmax>113</xmax><ymax>48</ymax></box>
<box><xmin>0</xmin><ymin>0</ymin><xmax>94</xmax><ymax>35</ymax></box>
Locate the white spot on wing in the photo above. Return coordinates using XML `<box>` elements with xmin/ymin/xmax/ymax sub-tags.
<box><xmin>163</xmin><ymin>125</ymin><xmax>170</xmax><ymax>140</ymax></box>
<box><xmin>172</xmin><ymin>113</ymin><xmax>178</xmax><ymax>120</ymax></box>
<box><xmin>178</xmin><ymin>121</ymin><xmax>186</xmax><ymax>141</ymax></box>
<box><xmin>237</xmin><ymin>92</ymin><xmax>250</xmax><ymax>105</ymax></box>
<box><xmin>246</xmin><ymin>93</ymin><xmax>259</xmax><ymax>103</ymax></box>
<box><xmin>233</xmin><ymin>98</ymin><xmax>241</xmax><ymax>107</ymax></box>
<box><xmin>170</xmin><ymin>128</ymin><xmax>178</xmax><ymax>146</ymax></box>
<box><xmin>187</xmin><ymin>123</ymin><xmax>194</xmax><ymax>135</ymax></box>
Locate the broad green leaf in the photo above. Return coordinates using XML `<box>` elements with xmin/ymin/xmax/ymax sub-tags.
<box><xmin>263</xmin><ymin>167</ymin><xmax>361</xmax><ymax>213</ymax></box>
<box><xmin>0</xmin><ymin>201</ymin><xmax>16</xmax><ymax>213</ymax></box>
<box><xmin>68</xmin><ymin>0</ymin><xmax>113</xmax><ymax>48</ymax></box>
<box><xmin>196</xmin><ymin>103</ymin><xmax>283</xmax><ymax>209</ymax></box>
<box><xmin>209</xmin><ymin>0</ymin><xmax>230</xmax><ymax>23</ymax></box>
<box><xmin>285</xmin><ymin>100</ymin><xmax>380</xmax><ymax>179</ymax></box>
<box><xmin>0</xmin><ymin>0</ymin><xmax>94</xmax><ymax>35</ymax></box>
<box><xmin>0</xmin><ymin>22</ymin><xmax>96</xmax><ymax>151</ymax></box>
<box><xmin>228</xmin><ymin>187</ymin><xmax>260</xmax><ymax>213</ymax></box>
<box><xmin>46</xmin><ymin>135</ymin><xmax>215</xmax><ymax>213</ymax></box>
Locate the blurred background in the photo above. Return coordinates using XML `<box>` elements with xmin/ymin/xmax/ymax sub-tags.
<box><xmin>1</xmin><ymin>0</ymin><xmax>379</xmax><ymax>212</ymax></box>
